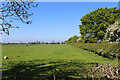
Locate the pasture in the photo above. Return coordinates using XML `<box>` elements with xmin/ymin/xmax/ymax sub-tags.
<box><xmin>2</xmin><ymin>44</ymin><xmax>117</xmax><ymax>79</ymax></box>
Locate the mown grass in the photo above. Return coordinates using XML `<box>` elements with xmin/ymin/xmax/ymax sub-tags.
<box><xmin>2</xmin><ymin>44</ymin><xmax>117</xmax><ymax>79</ymax></box>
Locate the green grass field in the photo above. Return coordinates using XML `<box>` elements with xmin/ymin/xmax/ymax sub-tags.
<box><xmin>2</xmin><ymin>44</ymin><xmax>117</xmax><ymax>79</ymax></box>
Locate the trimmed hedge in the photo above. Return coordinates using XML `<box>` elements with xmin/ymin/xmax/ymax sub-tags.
<box><xmin>72</xmin><ymin>43</ymin><xmax>120</xmax><ymax>59</ymax></box>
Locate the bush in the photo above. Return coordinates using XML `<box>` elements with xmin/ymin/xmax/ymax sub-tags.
<box><xmin>101</xmin><ymin>39</ymin><xmax>109</xmax><ymax>43</ymax></box>
<box><xmin>67</xmin><ymin>35</ymin><xmax>79</xmax><ymax>43</ymax></box>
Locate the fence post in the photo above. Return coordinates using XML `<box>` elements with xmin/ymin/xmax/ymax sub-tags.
<box><xmin>53</xmin><ymin>69</ymin><xmax>56</xmax><ymax>80</ymax></box>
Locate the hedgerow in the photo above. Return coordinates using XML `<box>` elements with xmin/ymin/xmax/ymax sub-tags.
<box><xmin>72</xmin><ymin>43</ymin><xmax>120</xmax><ymax>59</ymax></box>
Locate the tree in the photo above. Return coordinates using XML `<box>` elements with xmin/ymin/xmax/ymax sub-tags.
<box><xmin>0</xmin><ymin>1</ymin><xmax>38</xmax><ymax>35</ymax></box>
<box><xmin>67</xmin><ymin>35</ymin><xmax>79</xmax><ymax>43</ymax></box>
<box><xmin>79</xmin><ymin>7</ymin><xmax>120</xmax><ymax>43</ymax></box>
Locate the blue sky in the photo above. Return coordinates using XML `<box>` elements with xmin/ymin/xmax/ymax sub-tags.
<box><xmin>2</xmin><ymin>2</ymin><xmax>118</xmax><ymax>43</ymax></box>
<box><xmin>1</xmin><ymin>0</ymin><xmax>120</xmax><ymax>2</ymax></box>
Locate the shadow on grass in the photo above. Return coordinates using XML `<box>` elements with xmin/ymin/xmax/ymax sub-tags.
<box><xmin>2</xmin><ymin>59</ymin><xmax>94</xmax><ymax>80</ymax></box>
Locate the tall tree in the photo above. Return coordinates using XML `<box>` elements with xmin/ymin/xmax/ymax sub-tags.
<box><xmin>79</xmin><ymin>7</ymin><xmax>120</xmax><ymax>43</ymax></box>
<box><xmin>0</xmin><ymin>1</ymin><xmax>38</xmax><ymax>35</ymax></box>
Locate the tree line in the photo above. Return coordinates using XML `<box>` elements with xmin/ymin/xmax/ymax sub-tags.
<box><xmin>2</xmin><ymin>41</ymin><xmax>66</xmax><ymax>44</ymax></box>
